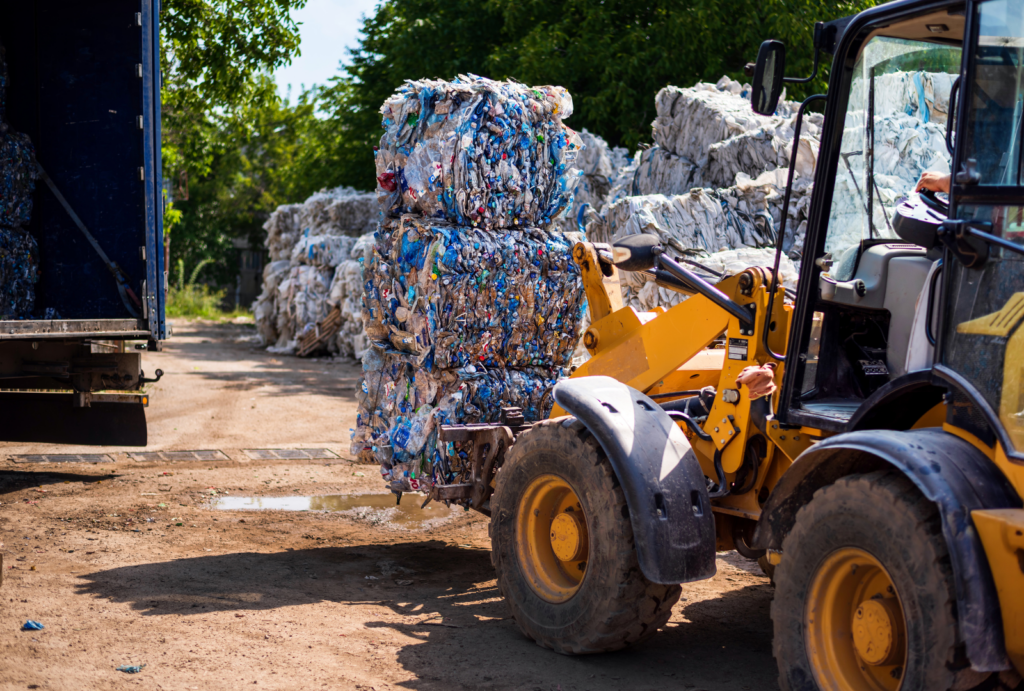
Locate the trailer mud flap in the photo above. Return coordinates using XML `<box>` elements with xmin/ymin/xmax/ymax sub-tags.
<box><xmin>0</xmin><ymin>392</ymin><xmax>146</xmax><ymax>446</ymax></box>
<box><xmin>553</xmin><ymin>376</ymin><xmax>715</xmax><ymax>584</ymax></box>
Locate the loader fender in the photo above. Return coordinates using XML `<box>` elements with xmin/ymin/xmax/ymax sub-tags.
<box><xmin>753</xmin><ymin>428</ymin><xmax>1021</xmax><ymax>672</ymax></box>
<box><xmin>552</xmin><ymin>376</ymin><xmax>716</xmax><ymax>584</ymax></box>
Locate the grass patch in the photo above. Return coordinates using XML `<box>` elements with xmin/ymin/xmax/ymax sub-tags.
<box><xmin>165</xmin><ymin>259</ymin><xmax>252</xmax><ymax>321</ymax></box>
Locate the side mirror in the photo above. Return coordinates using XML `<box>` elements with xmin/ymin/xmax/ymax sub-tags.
<box><xmin>751</xmin><ymin>40</ymin><xmax>786</xmax><ymax>116</ymax></box>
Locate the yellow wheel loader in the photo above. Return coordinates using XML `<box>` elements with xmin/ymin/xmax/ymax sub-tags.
<box><xmin>434</xmin><ymin>0</ymin><xmax>1024</xmax><ymax>687</ymax></box>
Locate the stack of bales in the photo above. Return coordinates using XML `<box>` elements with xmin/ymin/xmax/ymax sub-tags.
<box><xmin>254</xmin><ymin>186</ymin><xmax>378</xmax><ymax>357</ymax></box>
<box><xmin>353</xmin><ymin>76</ymin><xmax>588</xmax><ymax>494</ymax></box>
<box><xmin>591</xmin><ymin>70</ymin><xmax>952</xmax><ymax>311</ymax></box>
<box><xmin>0</xmin><ymin>41</ymin><xmax>39</xmax><ymax>319</ymax></box>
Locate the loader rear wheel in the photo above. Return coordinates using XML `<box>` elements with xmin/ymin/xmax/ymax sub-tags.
<box><xmin>490</xmin><ymin>418</ymin><xmax>681</xmax><ymax>654</ymax></box>
<box><xmin>772</xmin><ymin>471</ymin><xmax>988</xmax><ymax>691</ymax></box>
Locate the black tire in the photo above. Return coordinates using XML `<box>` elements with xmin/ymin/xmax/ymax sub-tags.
<box><xmin>772</xmin><ymin>470</ymin><xmax>989</xmax><ymax>691</ymax></box>
<box><xmin>490</xmin><ymin>418</ymin><xmax>681</xmax><ymax>654</ymax></box>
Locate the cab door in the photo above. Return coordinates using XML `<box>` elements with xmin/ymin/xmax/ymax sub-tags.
<box><xmin>939</xmin><ymin>0</ymin><xmax>1024</xmax><ymax>459</ymax></box>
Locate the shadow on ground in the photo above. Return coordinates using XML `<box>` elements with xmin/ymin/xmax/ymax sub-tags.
<box><xmin>0</xmin><ymin>471</ymin><xmax>120</xmax><ymax>495</ymax></box>
<box><xmin>78</xmin><ymin>541</ymin><xmax>778</xmax><ymax>691</ymax></box>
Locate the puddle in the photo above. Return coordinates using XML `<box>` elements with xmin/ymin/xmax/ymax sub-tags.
<box><xmin>209</xmin><ymin>493</ymin><xmax>462</xmax><ymax>530</ymax></box>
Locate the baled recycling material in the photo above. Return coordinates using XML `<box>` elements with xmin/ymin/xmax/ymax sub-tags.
<box><xmin>254</xmin><ymin>186</ymin><xmax>378</xmax><ymax>357</ymax></box>
<box><xmin>362</xmin><ymin>215</ymin><xmax>585</xmax><ymax>370</ymax></box>
<box><xmin>353</xmin><ymin>348</ymin><xmax>563</xmax><ymax>493</ymax></box>
<box><xmin>375</xmin><ymin>76</ymin><xmax>584</xmax><ymax>230</ymax></box>
<box><xmin>0</xmin><ymin>41</ymin><xmax>39</xmax><ymax>320</ymax></box>
<box><xmin>355</xmin><ymin>77</ymin><xmax>589</xmax><ymax>489</ymax></box>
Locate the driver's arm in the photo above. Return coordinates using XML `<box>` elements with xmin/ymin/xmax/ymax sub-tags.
<box><xmin>914</xmin><ymin>171</ymin><xmax>951</xmax><ymax>194</ymax></box>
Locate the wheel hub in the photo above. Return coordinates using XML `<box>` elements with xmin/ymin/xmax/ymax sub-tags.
<box><xmin>516</xmin><ymin>474</ymin><xmax>589</xmax><ymax>603</ymax></box>
<box><xmin>806</xmin><ymin>547</ymin><xmax>907</xmax><ymax>691</ymax></box>
<box><xmin>852</xmin><ymin>598</ymin><xmax>903</xmax><ymax>666</ymax></box>
<box><xmin>550</xmin><ymin>511</ymin><xmax>585</xmax><ymax>561</ymax></box>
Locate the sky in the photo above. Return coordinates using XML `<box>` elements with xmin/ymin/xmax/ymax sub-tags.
<box><xmin>273</xmin><ymin>0</ymin><xmax>381</xmax><ymax>99</ymax></box>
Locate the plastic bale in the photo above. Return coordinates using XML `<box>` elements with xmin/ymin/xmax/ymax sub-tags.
<box><xmin>375</xmin><ymin>75</ymin><xmax>584</xmax><ymax>230</ymax></box>
<box><xmin>0</xmin><ymin>225</ymin><xmax>41</xmax><ymax>319</ymax></box>
<box><xmin>351</xmin><ymin>346</ymin><xmax>564</xmax><ymax>492</ymax></box>
<box><xmin>651</xmin><ymin>77</ymin><xmax>786</xmax><ymax>166</ymax></box>
<box><xmin>361</xmin><ymin>215</ymin><xmax>586</xmax><ymax>370</ymax></box>
<box><xmin>0</xmin><ymin>130</ymin><xmax>37</xmax><ymax>230</ymax></box>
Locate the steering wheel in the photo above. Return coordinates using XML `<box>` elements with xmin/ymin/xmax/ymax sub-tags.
<box><xmin>919</xmin><ymin>189</ymin><xmax>950</xmax><ymax>216</ymax></box>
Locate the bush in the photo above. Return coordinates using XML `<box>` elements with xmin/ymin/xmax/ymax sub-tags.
<box><xmin>165</xmin><ymin>259</ymin><xmax>249</xmax><ymax>320</ymax></box>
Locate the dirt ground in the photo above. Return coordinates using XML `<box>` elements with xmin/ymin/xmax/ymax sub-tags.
<box><xmin>0</xmin><ymin>320</ymin><xmax>777</xmax><ymax>691</ymax></box>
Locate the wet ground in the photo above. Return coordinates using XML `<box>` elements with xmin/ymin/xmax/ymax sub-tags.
<box><xmin>0</xmin><ymin>320</ymin><xmax>778</xmax><ymax>691</ymax></box>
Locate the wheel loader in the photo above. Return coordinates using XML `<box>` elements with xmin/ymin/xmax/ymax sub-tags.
<box><xmin>430</xmin><ymin>0</ymin><xmax>1024</xmax><ymax>688</ymax></box>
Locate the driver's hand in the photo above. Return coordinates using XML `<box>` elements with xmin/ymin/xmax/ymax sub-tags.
<box><xmin>915</xmin><ymin>171</ymin><xmax>951</xmax><ymax>194</ymax></box>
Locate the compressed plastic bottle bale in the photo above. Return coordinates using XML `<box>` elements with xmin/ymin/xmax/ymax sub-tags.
<box><xmin>361</xmin><ymin>215</ymin><xmax>586</xmax><ymax>370</ymax></box>
<box><xmin>351</xmin><ymin>346</ymin><xmax>564</xmax><ymax>491</ymax></box>
<box><xmin>0</xmin><ymin>40</ymin><xmax>7</xmax><ymax>124</ymax></box>
<box><xmin>849</xmin><ymin>71</ymin><xmax>955</xmax><ymax>126</ymax></box>
<box><xmin>0</xmin><ymin>225</ymin><xmax>39</xmax><ymax>319</ymax></box>
<box><xmin>375</xmin><ymin>75</ymin><xmax>584</xmax><ymax>230</ymax></box>
<box><xmin>0</xmin><ymin>130</ymin><xmax>37</xmax><ymax>229</ymax></box>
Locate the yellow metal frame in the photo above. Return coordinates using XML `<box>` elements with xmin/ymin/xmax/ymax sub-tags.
<box><xmin>559</xmin><ymin>243</ymin><xmax>815</xmax><ymax>523</ymax></box>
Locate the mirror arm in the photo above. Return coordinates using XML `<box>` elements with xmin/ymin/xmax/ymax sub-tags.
<box><xmin>783</xmin><ymin>47</ymin><xmax>821</xmax><ymax>85</ymax></box>
<box><xmin>762</xmin><ymin>93</ymin><xmax>828</xmax><ymax>362</ymax></box>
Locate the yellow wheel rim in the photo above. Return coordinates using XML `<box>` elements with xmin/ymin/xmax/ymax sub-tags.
<box><xmin>806</xmin><ymin>548</ymin><xmax>907</xmax><ymax>691</ymax></box>
<box><xmin>516</xmin><ymin>474</ymin><xmax>589</xmax><ymax>603</ymax></box>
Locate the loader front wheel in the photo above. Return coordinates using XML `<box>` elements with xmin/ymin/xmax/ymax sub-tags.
<box><xmin>772</xmin><ymin>471</ymin><xmax>988</xmax><ymax>691</ymax></box>
<box><xmin>490</xmin><ymin>418</ymin><xmax>681</xmax><ymax>654</ymax></box>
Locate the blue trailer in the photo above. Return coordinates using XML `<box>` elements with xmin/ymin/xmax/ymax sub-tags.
<box><xmin>0</xmin><ymin>1</ymin><xmax>166</xmax><ymax>445</ymax></box>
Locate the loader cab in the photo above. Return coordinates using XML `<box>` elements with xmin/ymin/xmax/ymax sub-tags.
<box><xmin>778</xmin><ymin>0</ymin><xmax>1024</xmax><ymax>454</ymax></box>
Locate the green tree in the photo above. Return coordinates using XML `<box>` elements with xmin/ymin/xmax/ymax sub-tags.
<box><xmin>159</xmin><ymin>0</ymin><xmax>310</xmax><ymax>287</ymax></box>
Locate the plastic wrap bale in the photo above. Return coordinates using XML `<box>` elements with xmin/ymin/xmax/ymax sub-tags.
<box><xmin>622</xmin><ymin>246</ymin><xmax>799</xmax><ymax>312</ymax></box>
<box><xmin>291</xmin><ymin>232</ymin><xmax>357</xmax><ymax>268</ymax></box>
<box><xmin>850</xmin><ymin>71</ymin><xmax>955</xmax><ymax>126</ymax></box>
<box><xmin>375</xmin><ymin>75</ymin><xmax>584</xmax><ymax>229</ymax></box>
<box><xmin>0</xmin><ymin>130</ymin><xmax>37</xmax><ymax>229</ymax></box>
<box><xmin>626</xmin><ymin>147</ymin><xmax>703</xmax><ymax>197</ymax></box>
<box><xmin>732</xmin><ymin>168</ymin><xmax>815</xmax><ymax>257</ymax></box>
<box><xmin>362</xmin><ymin>215</ymin><xmax>586</xmax><ymax>370</ymax></box>
<box><xmin>330</xmin><ymin>233</ymin><xmax>376</xmax><ymax>359</ymax></box>
<box><xmin>0</xmin><ymin>40</ymin><xmax>7</xmax><ymax>124</ymax></box>
<box><xmin>705</xmin><ymin>112</ymin><xmax>823</xmax><ymax>189</ymax></box>
<box><xmin>651</xmin><ymin>79</ymin><xmax>784</xmax><ymax>166</ymax></box>
<box><xmin>263</xmin><ymin>204</ymin><xmax>303</xmax><ymax>262</ymax></box>
<box><xmin>297</xmin><ymin>186</ymin><xmax>378</xmax><ymax>238</ymax></box>
<box><xmin>588</xmin><ymin>187</ymin><xmax>774</xmax><ymax>252</ymax></box>
<box><xmin>351</xmin><ymin>346</ymin><xmax>564</xmax><ymax>491</ymax></box>
<box><xmin>0</xmin><ymin>225</ymin><xmax>38</xmax><ymax>318</ymax></box>
<box><xmin>827</xmin><ymin>111</ymin><xmax>950</xmax><ymax>255</ymax></box>
<box><xmin>253</xmin><ymin>259</ymin><xmax>291</xmax><ymax>345</ymax></box>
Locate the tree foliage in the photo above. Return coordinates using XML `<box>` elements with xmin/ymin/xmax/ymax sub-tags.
<box><xmin>315</xmin><ymin>0</ymin><xmax>877</xmax><ymax>189</ymax></box>
<box><xmin>161</xmin><ymin>0</ymin><xmax>881</xmax><ymax>294</ymax></box>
